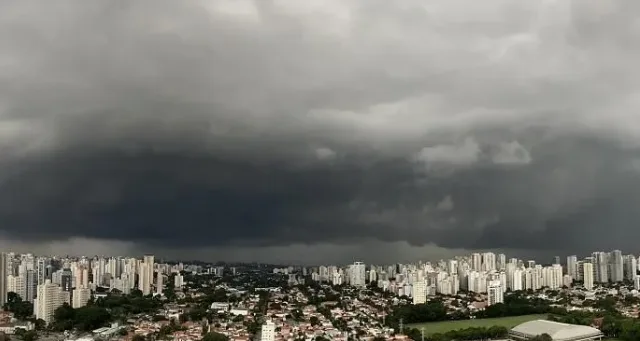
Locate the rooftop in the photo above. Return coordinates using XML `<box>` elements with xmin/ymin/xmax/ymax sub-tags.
<box><xmin>510</xmin><ymin>320</ymin><xmax>602</xmax><ymax>341</ymax></box>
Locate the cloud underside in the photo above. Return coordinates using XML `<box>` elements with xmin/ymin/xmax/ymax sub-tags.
<box><xmin>2</xmin><ymin>0</ymin><xmax>640</xmax><ymax>259</ymax></box>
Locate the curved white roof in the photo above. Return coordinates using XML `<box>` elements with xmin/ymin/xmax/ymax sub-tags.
<box><xmin>510</xmin><ymin>320</ymin><xmax>602</xmax><ymax>341</ymax></box>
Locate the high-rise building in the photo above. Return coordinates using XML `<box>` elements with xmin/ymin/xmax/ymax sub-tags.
<box><xmin>482</xmin><ymin>252</ymin><xmax>496</xmax><ymax>272</ymax></box>
<box><xmin>142</xmin><ymin>255</ymin><xmax>154</xmax><ymax>295</ymax></box>
<box><xmin>610</xmin><ymin>250</ymin><xmax>624</xmax><ymax>283</ymax></box>
<box><xmin>0</xmin><ymin>253</ymin><xmax>7</xmax><ymax>307</ymax></box>
<box><xmin>156</xmin><ymin>271</ymin><xmax>163</xmax><ymax>295</ymax></box>
<box><xmin>174</xmin><ymin>274</ymin><xmax>184</xmax><ymax>289</ymax></box>
<box><xmin>412</xmin><ymin>281</ymin><xmax>427</xmax><ymax>304</ymax></box>
<box><xmin>61</xmin><ymin>268</ymin><xmax>73</xmax><ymax>292</ymax></box>
<box><xmin>566</xmin><ymin>255</ymin><xmax>578</xmax><ymax>280</ymax></box>
<box><xmin>7</xmin><ymin>274</ymin><xmax>26</xmax><ymax>300</ymax></box>
<box><xmin>447</xmin><ymin>260</ymin><xmax>458</xmax><ymax>275</ymax></box>
<box><xmin>471</xmin><ymin>253</ymin><xmax>482</xmax><ymax>271</ymax></box>
<box><xmin>138</xmin><ymin>263</ymin><xmax>150</xmax><ymax>295</ymax></box>
<box><xmin>593</xmin><ymin>252</ymin><xmax>608</xmax><ymax>283</ymax></box>
<box><xmin>624</xmin><ymin>255</ymin><xmax>638</xmax><ymax>281</ymax></box>
<box><xmin>36</xmin><ymin>280</ymin><xmax>70</xmax><ymax>324</ymax></box>
<box><xmin>487</xmin><ymin>281</ymin><xmax>504</xmax><ymax>306</ymax></box>
<box><xmin>583</xmin><ymin>263</ymin><xmax>594</xmax><ymax>291</ymax></box>
<box><xmin>553</xmin><ymin>256</ymin><xmax>560</xmax><ymax>265</ymax></box>
<box><xmin>512</xmin><ymin>269</ymin><xmax>523</xmax><ymax>291</ymax></box>
<box><xmin>26</xmin><ymin>270</ymin><xmax>37</xmax><ymax>302</ymax></box>
<box><xmin>82</xmin><ymin>268</ymin><xmax>89</xmax><ymax>289</ymax></box>
<box><xmin>260</xmin><ymin>320</ymin><xmax>275</xmax><ymax>341</ymax></box>
<box><xmin>497</xmin><ymin>254</ymin><xmax>506</xmax><ymax>271</ymax></box>
<box><xmin>72</xmin><ymin>287</ymin><xmax>91</xmax><ymax>308</ymax></box>
<box><xmin>349</xmin><ymin>262</ymin><xmax>366</xmax><ymax>288</ymax></box>
<box><xmin>36</xmin><ymin>258</ymin><xmax>48</xmax><ymax>285</ymax></box>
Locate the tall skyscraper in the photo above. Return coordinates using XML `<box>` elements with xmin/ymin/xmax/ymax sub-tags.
<box><xmin>592</xmin><ymin>252</ymin><xmax>609</xmax><ymax>283</ymax></box>
<box><xmin>138</xmin><ymin>263</ymin><xmax>150</xmax><ymax>295</ymax></box>
<box><xmin>583</xmin><ymin>262</ymin><xmax>594</xmax><ymax>291</ymax></box>
<box><xmin>610</xmin><ymin>250</ymin><xmax>624</xmax><ymax>282</ymax></box>
<box><xmin>36</xmin><ymin>280</ymin><xmax>70</xmax><ymax>324</ymax></box>
<box><xmin>482</xmin><ymin>252</ymin><xmax>496</xmax><ymax>272</ymax></box>
<box><xmin>497</xmin><ymin>254</ymin><xmax>506</xmax><ymax>271</ymax></box>
<box><xmin>25</xmin><ymin>270</ymin><xmax>37</xmax><ymax>302</ymax></box>
<box><xmin>61</xmin><ymin>268</ymin><xmax>73</xmax><ymax>292</ymax></box>
<box><xmin>471</xmin><ymin>253</ymin><xmax>482</xmax><ymax>271</ymax></box>
<box><xmin>349</xmin><ymin>262</ymin><xmax>366</xmax><ymax>287</ymax></box>
<box><xmin>7</xmin><ymin>274</ymin><xmax>26</xmax><ymax>300</ymax></box>
<box><xmin>566</xmin><ymin>255</ymin><xmax>578</xmax><ymax>280</ymax></box>
<box><xmin>624</xmin><ymin>255</ymin><xmax>638</xmax><ymax>281</ymax></box>
<box><xmin>0</xmin><ymin>252</ymin><xmax>7</xmax><ymax>307</ymax></box>
<box><xmin>156</xmin><ymin>271</ymin><xmax>163</xmax><ymax>295</ymax></box>
<box><xmin>36</xmin><ymin>258</ymin><xmax>48</xmax><ymax>285</ymax></box>
<box><xmin>143</xmin><ymin>255</ymin><xmax>154</xmax><ymax>294</ymax></box>
<box><xmin>487</xmin><ymin>281</ymin><xmax>504</xmax><ymax>306</ymax></box>
<box><xmin>553</xmin><ymin>256</ymin><xmax>560</xmax><ymax>265</ymax></box>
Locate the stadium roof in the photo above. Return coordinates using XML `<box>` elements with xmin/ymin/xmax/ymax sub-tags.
<box><xmin>510</xmin><ymin>320</ymin><xmax>603</xmax><ymax>341</ymax></box>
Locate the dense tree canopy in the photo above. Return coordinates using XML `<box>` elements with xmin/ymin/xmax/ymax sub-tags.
<box><xmin>406</xmin><ymin>325</ymin><xmax>508</xmax><ymax>341</ymax></box>
<box><xmin>3</xmin><ymin>292</ymin><xmax>34</xmax><ymax>320</ymax></box>
<box><xmin>202</xmin><ymin>332</ymin><xmax>229</xmax><ymax>341</ymax></box>
<box><xmin>51</xmin><ymin>303</ymin><xmax>112</xmax><ymax>332</ymax></box>
<box><xmin>388</xmin><ymin>300</ymin><xmax>448</xmax><ymax>326</ymax></box>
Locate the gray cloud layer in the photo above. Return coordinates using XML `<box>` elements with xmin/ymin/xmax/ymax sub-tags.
<box><xmin>2</xmin><ymin>0</ymin><xmax>640</xmax><ymax>261</ymax></box>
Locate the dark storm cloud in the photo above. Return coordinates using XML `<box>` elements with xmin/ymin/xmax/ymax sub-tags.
<box><xmin>2</xmin><ymin>0</ymin><xmax>640</xmax><ymax>259</ymax></box>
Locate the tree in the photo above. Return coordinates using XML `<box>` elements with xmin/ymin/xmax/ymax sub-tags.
<box><xmin>309</xmin><ymin>316</ymin><xmax>320</xmax><ymax>326</ymax></box>
<box><xmin>20</xmin><ymin>331</ymin><xmax>38</xmax><ymax>341</ymax></box>
<box><xmin>33</xmin><ymin>319</ymin><xmax>46</xmax><ymax>331</ymax></box>
<box><xmin>201</xmin><ymin>332</ymin><xmax>229</xmax><ymax>341</ymax></box>
<box><xmin>3</xmin><ymin>293</ymin><xmax>33</xmax><ymax>320</ymax></box>
<box><xmin>132</xmin><ymin>335</ymin><xmax>146</xmax><ymax>341</ymax></box>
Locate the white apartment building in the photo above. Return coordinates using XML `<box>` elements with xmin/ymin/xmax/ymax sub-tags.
<box><xmin>471</xmin><ymin>253</ymin><xmax>482</xmax><ymax>271</ymax></box>
<box><xmin>624</xmin><ymin>255</ymin><xmax>637</xmax><ymax>281</ymax></box>
<box><xmin>36</xmin><ymin>280</ymin><xmax>70</xmax><ymax>324</ymax></box>
<box><xmin>583</xmin><ymin>263</ymin><xmax>594</xmax><ymax>291</ymax></box>
<box><xmin>512</xmin><ymin>269</ymin><xmax>523</xmax><ymax>291</ymax></box>
<box><xmin>412</xmin><ymin>281</ymin><xmax>426</xmax><ymax>304</ymax></box>
<box><xmin>72</xmin><ymin>288</ymin><xmax>91</xmax><ymax>308</ymax></box>
<box><xmin>567</xmin><ymin>255</ymin><xmax>578</xmax><ymax>280</ymax></box>
<box><xmin>138</xmin><ymin>262</ymin><xmax>150</xmax><ymax>295</ymax></box>
<box><xmin>487</xmin><ymin>281</ymin><xmax>504</xmax><ymax>306</ymax></box>
<box><xmin>260</xmin><ymin>320</ymin><xmax>275</xmax><ymax>341</ymax></box>
<box><xmin>482</xmin><ymin>253</ymin><xmax>496</xmax><ymax>272</ymax></box>
<box><xmin>156</xmin><ymin>272</ymin><xmax>164</xmax><ymax>295</ymax></box>
<box><xmin>174</xmin><ymin>274</ymin><xmax>184</xmax><ymax>289</ymax></box>
<box><xmin>349</xmin><ymin>262</ymin><xmax>366</xmax><ymax>287</ymax></box>
<box><xmin>7</xmin><ymin>274</ymin><xmax>26</xmax><ymax>300</ymax></box>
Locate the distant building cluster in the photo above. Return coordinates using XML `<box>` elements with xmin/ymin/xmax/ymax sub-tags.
<box><xmin>0</xmin><ymin>252</ymin><xmax>187</xmax><ymax>325</ymax></box>
<box><xmin>310</xmin><ymin>250</ymin><xmax>640</xmax><ymax>306</ymax></box>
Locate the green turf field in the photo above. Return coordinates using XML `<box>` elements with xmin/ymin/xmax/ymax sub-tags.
<box><xmin>407</xmin><ymin>314</ymin><xmax>547</xmax><ymax>335</ymax></box>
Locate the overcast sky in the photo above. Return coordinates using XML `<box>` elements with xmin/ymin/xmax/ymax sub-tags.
<box><xmin>2</xmin><ymin>0</ymin><xmax>640</xmax><ymax>264</ymax></box>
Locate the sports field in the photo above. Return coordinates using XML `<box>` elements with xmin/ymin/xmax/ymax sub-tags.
<box><xmin>407</xmin><ymin>314</ymin><xmax>547</xmax><ymax>335</ymax></box>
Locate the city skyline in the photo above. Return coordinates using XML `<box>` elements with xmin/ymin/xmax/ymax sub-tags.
<box><xmin>4</xmin><ymin>248</ymin><xmax>640</xmax><ymax>269</ymax></box>
<box><xmin>2</xmin><ymin>1</ymin><xmax>640</xmax><ymax>263</ymax></box>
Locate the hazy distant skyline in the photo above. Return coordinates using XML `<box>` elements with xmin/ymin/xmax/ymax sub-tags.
<box><xmin>2</xmin><ymin>1</ymin><xmax>640</xmax><ymax>263</ymax></box>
